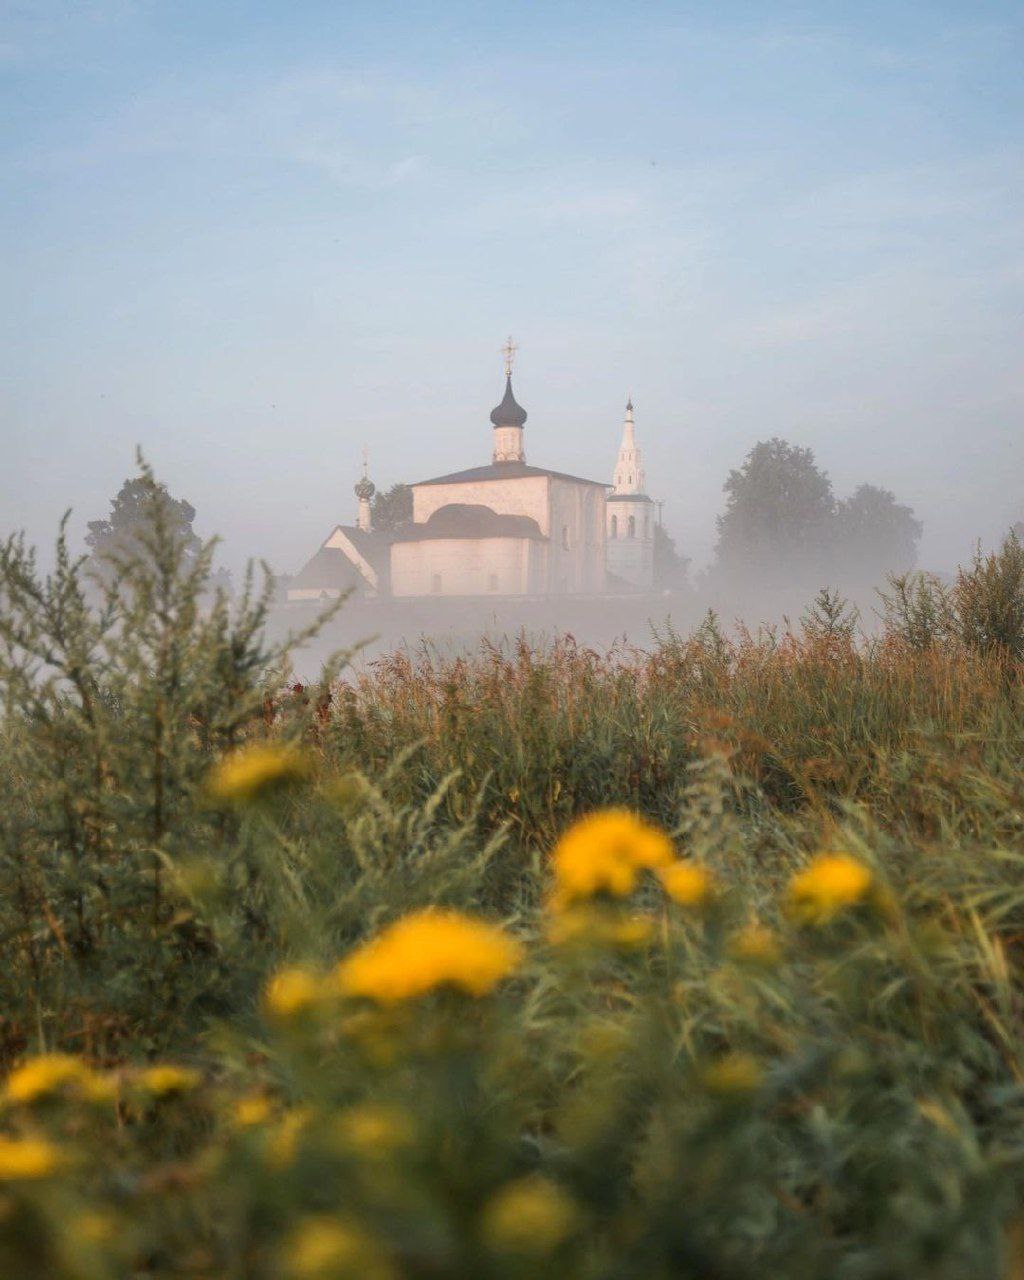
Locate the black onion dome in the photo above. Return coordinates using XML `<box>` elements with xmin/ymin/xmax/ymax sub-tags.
<box><xmin>489</xmin><ymin>375</ymin><xmax>527</xmax><ymax>427</ymax></box>
<box><xmin>354</xmin><ymin>475</ymin><xmax>375</xmax><ymax>501</ymax></box>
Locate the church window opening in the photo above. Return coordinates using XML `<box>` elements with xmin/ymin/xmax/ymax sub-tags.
<box><xmin>644</xmin><ymin>515</ymin><xmax>649</xmax><ymax>538</ymax></box>
<box><xmin>562</xmin><ymin>525</ymin><xmax>569</xmax><ymax>550</ymax></box>
<box><xmin>628</xmin><ymin>516</ymin><xmax>636</xmax><ymax>539</ymax></box>
<box><xmin>488</xmin><ymin>573</ymin><xmax>499</xmax><ymax>592</ymax></box>
<box><xmin>431</xmin><ymin>574</ymin><xmax>442</xmax><ymax>594</ymax></box>
<box><xmin>610</xmin><ymin>515</ymin><xmax>618</xmax><ymax>539</ymax></box>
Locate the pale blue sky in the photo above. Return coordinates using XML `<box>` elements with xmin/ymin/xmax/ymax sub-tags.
<box><xmin>3</xmin><ymin>0</ymin><xmax>1022</xmax><ymax>575</ymax></box>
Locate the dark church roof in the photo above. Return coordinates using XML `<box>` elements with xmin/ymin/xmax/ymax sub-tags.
<box><xmin>290</xmin><ymin>546</ymin><xmax>365</xmax><ymax>592</ymax></box>
<box><xmin>490</xmin><ymin>375</ymin><xmax>528</xmax><ymax>427</ymax></box>
<box><xmin>606</xmin><ymin>492</ymin><xmax>655</xmax><ymax>503</ymax></box>
<box><xmin>337</xmin><ymin>526</ymin><xmax>392</xmax><ymax>577</ymax></box>
<box><xmin>414</xmin><ymin>461</ymin><xmax>607</xmax><ymax>489</ymax></box>
<box><xmin>391</xmin><ymin>503</ymin><xmax>546</xmax><ymax>542</ymax></box>
<box><xmin>290</xmin><ymin>527</ymin><xmax>392</xmax><ymax>594</ymax></box>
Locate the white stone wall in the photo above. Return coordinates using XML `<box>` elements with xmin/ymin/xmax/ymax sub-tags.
<box><xmin>606</xmin><ymin>500</ymin><xmax>654</xmax><ymax>590</ymax></box>
<box><xmin>390</xmin><ymin>537</ymin><xmax>546</xmax><ymax>597</ymax></box>
<box><xmin>547</xmin><ymin>478</ymin><xmax>607</xmax><ymax>593</ymax></box>
<box><xmin>412</xmin><ymin>476</ymin><xmax>550</xmax><ymax>532</ymax></box>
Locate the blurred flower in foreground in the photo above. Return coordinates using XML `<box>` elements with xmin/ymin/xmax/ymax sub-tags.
<box><xmin>264</xmin><ymin>966</ymin><xmax>324</xmax><ymax>1021</ymax></box>
<box><xmin>138</xmin><ymin>1065</ymin><xmax>200</xmax><ymax>1097</ymax></box>
<box><xmin>786</xmin><ymin>854</ymin><xmax>874</xmax><ymax>925</ymax></box>
<box><xmin>337</xmin><ymin>909</ymin><xmax>522</xmax><ymax>1003</ymax></box>
<box><xmin>284</xmin><ymin>1215</ymin><xmax>395</xmax><ymax>1280</ymax></box>
<box><xmin>0</xmin><ymin>1135</ymin><xmax>63</xmax><ymax>1180</ymax></box>
<box><xmin>4</xmin><ymin>1053</ymin><xmax>103</xmax><ymax>1105</ymax></box>
<box><xmin>550</xmin><ymin>809</ymin><xmax>674</xmax><ymax>908</ymax></box>
<box><xmin>233</xmin><ymin>1094</ymin><xmax>273</xmax><ymax>1128</ymax></box>
<box><xmin>207</xmin><ymin>742</ymin><xmax>308</xmax><ymax>804</ymax></box>
<box><xmin>728</xmin><ymin>923</ymin><xmax>781</xmax><ymax>967</ymax></box>
<box><xmin>702</xmin><ymin>1051</ymin><xmax>763</xmax><ymax>1096</ymax></box>
<box><xmin>334</xmin><ymin>1103</ymin><xmax>414</xmax><ymax>1156</ymax></box>
<box><xmin>658</xmin><ymin>861</ymin><xmax>714</xmax><ymax>907</ymax></box>
<box><xmin>481</xmin><ymin>1174</ymin><xmax>579</xmax><ymax>1255</ymax></box>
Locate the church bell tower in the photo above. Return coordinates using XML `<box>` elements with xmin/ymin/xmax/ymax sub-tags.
<box><xmin>491</xmin><ymin>336</ymin><xmax>527</xmax><ymax>463</ymax></box>
<box><xmin>606</xmin><ymin>399</ymin><xmax>655</xmax><ymax>590</ymax></box>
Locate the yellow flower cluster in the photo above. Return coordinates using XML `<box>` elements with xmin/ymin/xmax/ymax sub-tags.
<box><xmin>550</xmin><ymin>809</ymin><xmax>675</xmax><ymax>908</ymax></box>
<box><xmin>787</xmin><ymin>854</ymin><xmax>874</xmax><ymax>925</ymax></box>
<box><xmin>4</xmin><ymin>1053</ymin><xmax>112</xmax><ymax>1105</ymax></box>
<box><xmin>137</xmin><ymin>1065</ymin><xmax>200</xmax><ymax>1097</ymax></box>
<box><xmin>284</xmin><ymin>1215</ymin><xmax>395</xmax><ymax>1280</ymax></box>
<box><xmin>264</xmin><ymin>966</ymin><xmax>324</xmax><ymax>1021</ymax></box>
<box><xmin>480</xmin><ymin>1174</ymin><xmax>579</xmax><ymax>1256</ymax></box>
<box><xmin>207</xmin><ymin>743</ymin><xmax>308</xmax><ymax>804</ymax></box>
<box><xmin>0</xmin><ymin>1134</ymin><xmax>63</xmax><ymax>1181</ymax></box>
<box><xmin>658</xmin><ymin>861</ymin><xmax>714</xmax><ymax>907</ymax></box>
<box><xmin>337</xmin><ymin>909</ymin><xmax>522</xmax><ymax>1004</ymax></box>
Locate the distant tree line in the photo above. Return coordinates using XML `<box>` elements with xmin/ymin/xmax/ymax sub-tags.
<box><xmin>88</xmin><ymin>442</ymin><xmax>931</xmax><ymax>600</ymax></box>
<box><xmin>711</xmin><ymin>438</ymin><xmax>922</xmax><ymax>589</ymax></box>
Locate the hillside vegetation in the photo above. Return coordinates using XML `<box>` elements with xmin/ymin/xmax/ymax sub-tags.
<box><xmin>1</xmin><ymin>472</ymin><xmax>1023</xmax><ymax>1279</ymax></box>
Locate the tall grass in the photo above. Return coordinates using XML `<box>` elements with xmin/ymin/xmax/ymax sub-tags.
<box><xmin>1</xmin><ymin>476</ymin><xmax>1023</xmax><ymax>1277</ymax></box>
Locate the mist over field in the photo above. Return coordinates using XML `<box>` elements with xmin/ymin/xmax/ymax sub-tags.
<box><xmin>3</xmin><ymin>1</ymin><xmax>1023</xmax><ymax>585</ymax></box>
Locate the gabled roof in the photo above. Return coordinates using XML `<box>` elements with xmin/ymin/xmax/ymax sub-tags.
<box><xmin>328</xmin><ymin>525</ymin><xmax>392</xmax><ymax>577</ymax></box>
<box><xmin>391</xmin><ymin>503</ymin><xmax>546</xmax><ymax>542</ymax></box>
<box><xmin>289</xmin><ymin>546</ymin><xmax>365</xmax><ymax>592</ymax></box>
<box><xmin>414</xmin><ymin>461</ymin><xmax>607</xmax><ymax>489</ymax></box>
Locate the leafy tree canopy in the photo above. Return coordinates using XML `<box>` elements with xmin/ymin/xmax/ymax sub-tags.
<box><xmin>653</xmin><ymin>523</ymin><xmax>690</xmax><ymax>589</ymax></box>
<box><xmin>371</xmin><ymin>483</ymin><xmax>413</xmax><ymax>532</ymax></box>
<box><xmin>86</xmin><ymin>473</ymin><xmax>231</xmax><ymax>594</ymax></box>
<box><xmin>835</xmin><ymin>484</ymin><xmax>922</xmax><ymax>582</ymax></box>
<box><xmin>714</xmin><ymin>438</ymin><xmax>836</xmax><ymax>585</ymax></box>
<box><xmin>712</xmin><ymin>439</ymin><xmax>922</xmax><ymax>588</ymax></box>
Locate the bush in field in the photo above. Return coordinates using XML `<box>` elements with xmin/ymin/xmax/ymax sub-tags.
<box><xmin>0</xmin><ymin>468</ymin><xmax>1023</xmax><ymax>1277</ymax></box>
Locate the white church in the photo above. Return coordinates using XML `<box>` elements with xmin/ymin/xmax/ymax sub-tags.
<box><xmin>287</xmin><ymin>345</ymin><xmax>658</xmax><ymax>603</ymax></box>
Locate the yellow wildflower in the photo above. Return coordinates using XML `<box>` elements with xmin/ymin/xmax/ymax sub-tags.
<box><xmin>207</xmin><ymin>742</ymin><xmax>308</xmax><ymax>804</ymax></box>
<box><xmin>334</xmin><ymin>1103</ymin><xmax>414</xmax><ymax>1156</ymax></box>
<box><xmin>702</xmin><ymin>1051</ymin><xmax>763</xmax><ymax>1096</ymax></box>
<box><xmin>786</xmin><ymin>853</ymin><xmax>874</xmax><ymax>925</ymax></box>
<box><xmin>233</xmin><ymin>1094</ymin><xmax>273</xmax><ymax>1128</ymax></box>
<box><xmin>481</xmin><ymin>1175</ymin><xmax>579</xmax><ymax>1255</ymax></box>
<box><xmin>138</xmin><ymin>1065</ymin><xmax>200</xmax><ymax>1097</ymax></box>
<box><xmin>266</xmin><ymin>1106</ymin><xmax>312</xmax><ymax>1170</ymax></box>
<box><xmin>0</xmin><ymin>1135</ymin><xmax>63</xmax><ymax>1180</ymax></box>
<box><xmin>547</xmin><ymin>905</ymin><xmax>653</xmax><ymax>949</ymax></box>
<box><xmin>658</xmin><ymin>861</ymin><xmax>714</xmax><ymax>907</ymax></box>
<box><xmin>728</xmin><ymin>923</ymin><xmax>781</xmax><ymax>967</ymax></box>
<box><xmin>550</xmin><ymin>809</ymin><xmax>674</xmax><ymax>908</ymax></box>
<box><xmin>284</xmin><ymin>1215</ymin><xmax>394</xmax><ymax>1280</ymax></box>
<box><xmin>4</xmin><ymin>1053</ymin><xmax>94</xmax><ymax>1105</ymax></box>
<box><xmin>336</xmin><ymin>909</ymin><xmax>522</xmax><ymax>1004</ymax></box>
<box><xmin>264</xmin><ymin>966</ymin><xmax>324</xmax><ymax>1021</ymax></box>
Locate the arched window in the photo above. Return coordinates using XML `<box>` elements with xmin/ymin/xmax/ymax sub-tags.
<box><xmin>562</xmin><ymin>525</ymin><xmax>570</xmax><ymax>550</ymax></box>
<box><xmin>643</xmin><ymin>515</ymin><xmax>649</xmax><ymax>539</ymax></box>
<box><xmin>610</xmin><ymin>515</ymin><xmax>618</xmax><ymax>539</ymax></box>
<box><xmin>488</xmin><ymin>573</ymin><xmax>499</xmax><ymax>592</ymax></box>
<box><xmin>628</xmin><ymin>515</ymin><xmax>636</xmax><ymax>539</ymax></box>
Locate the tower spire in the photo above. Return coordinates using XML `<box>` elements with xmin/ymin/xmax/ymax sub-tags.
<box><xmin>490</xmin><ymin>337</ymin><xmax>527</xmax><ymax>463</ymax></box>
<box><xmin>354</xmin><ymin>449</ymin><xmax>375</xmax><ymax>532</ymax></box>
<box><xmin>613</xmin><ymin>398</ymin><xmax>644</xmax><ymax>495</ymax></box>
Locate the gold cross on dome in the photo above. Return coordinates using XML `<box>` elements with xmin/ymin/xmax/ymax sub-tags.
<box><xmin>501</xmin><ymin>335</ymin><xmax>518</xmax><ymax>377</ymax></box>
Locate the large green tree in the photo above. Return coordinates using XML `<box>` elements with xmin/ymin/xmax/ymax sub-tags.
<box><xmin>835</xmin><ymin>484</ymin><xmax>922</xmax><ymax>582</ymax></box>
<box><xmin>86</xmin><ymin>474</ymin><xmax>231</xmax><ymax>594</ymax></box>
<box><xmin>713</xmin><ymin>438</ymin><xmax>836</xmax><ymax>585</ymax></box>
<box><xmin>371</xmin><ymin>483</ymin><xmax>413</xmax><ymax>532</ymax></box>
